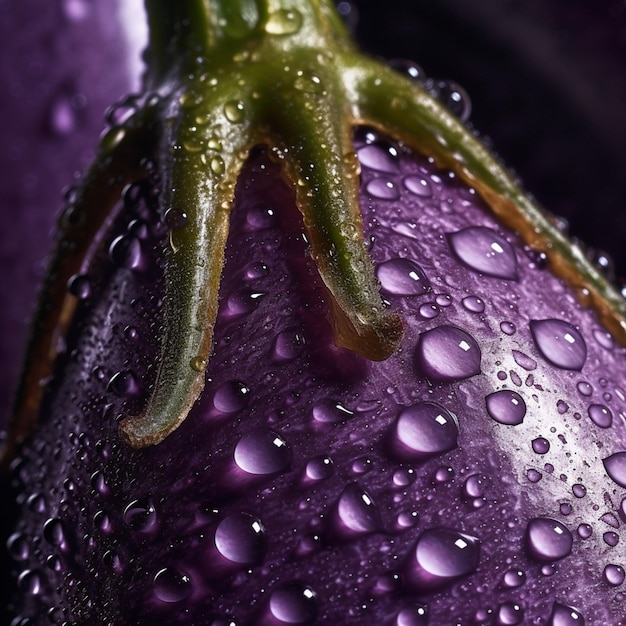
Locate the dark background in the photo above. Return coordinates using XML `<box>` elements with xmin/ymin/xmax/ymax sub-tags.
<box><xmin>2</xmin><ymin>0</ymin><xmax>625</xmax><ymax>622</ymax></box>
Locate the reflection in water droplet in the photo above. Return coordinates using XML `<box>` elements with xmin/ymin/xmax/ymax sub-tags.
<box><xmin>335</xmin><ymin>483</ymin><xmax>382</xmax><ymax>535</ymax></box>
<box><xmin>588</xmin><ymin>404</ymin><xmax>612</xmax><ymax>428</ymax></box>
<box><xmin>376</xmin><ymin>258</ymin><xmax>430</xmax><ymax>296</ymax></box>
<box><xmin>234</xmin><ymin>428</ymin><xmax>291</xmax><ymax>475</ymax></box>
<box><xmin>415</xmin><ymin>325</ymin><xmax>481</xmax><ymax>382</ymax></box>
<box><xmin>485</xmin><ymin>390</ymin><xmax>526</xmax><ymax>426</ymax></box>
<box><xmin>366</xmin><ymin>178</ymin><xmax>400</xmax><ymax>200</ymax></box>
<box><xmin>404</xmin><ymin>527</ymin><xmax>481</xmax><ymax>591</ymax></box>
<box><xmin>548</xmin><ymin>602</ymin><xmax>585</xmax><ymax>625</ymax></box>
<box><xmin>214</xmin><ymin>513</ymin><xmax>265</xmax><ymax>565</ymax></box>
<box><xmin>530</xmin><ymin>319</ymin><xmax>587</xmax><ymax>371</ymax></box>
<box><xmin>447</xmin><ymin>226</ymin><xmax>518</xmax><ymax>279</ymax></box>
<box><xmin>603</xmin><ymin>564</ymin><xmax>625</xmax><ymax>586</ymax></box>
<box><xmin>389</xmin><ymin>402</ymin><xmax>459</xmax><ymax>462</ymax></box>
<box><xmin>153</xmin><ymin>567</ymin><xmax>192</xmax><ymax>603</ymax></box>
<box><xmin>7</xmin><ymin>533</ymin><xmax>29</xmax><ymax>561</ymax></box>
<box><xmin>603</xmin><ymin>452</ymin><xmax>626</xmax><ymax>488</ymax></box>
<box><xmin>268</xmin><ymin>581</ymin><xmax>318</xmax><ymax>624</ymax></box>
<box><xmin>525</xmin><ymin>518</ymin><xmax>573</xmax><ymax>562</ymax></box>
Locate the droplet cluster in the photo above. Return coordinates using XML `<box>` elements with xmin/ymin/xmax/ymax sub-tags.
<box><xmin>8</xmin><ymin>135</ymin><xmax>626</xmax><ymax>625</ymax></box>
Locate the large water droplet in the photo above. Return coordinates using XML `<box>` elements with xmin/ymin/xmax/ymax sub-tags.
<box><xmin>305</xmin><ymin>456</ymin><xmax>333</xmax><ymax>482</ymax></box>
<box><xmin>212</xmin><ymin>381</ymin><xmax>250</xmax><ymax>413</ymax></box>
<box><xmin>366</xmin><ymin>178</ymin><xmax>400</xmax><ymax>200</ymax></box>
<box><xmin>214</xmin><ymin>513</ymin><xmax>265</xmax><ymax>565</ymax></box>
<box><xmin>389</xmin><ymin>401</ymin><xmax>459</xmax><ymax>462</ymax></box>
<box><xmin>603</xmin><ymin>452</ymin><xmax>626</xmax><ymax>488</ymax></box>
<box><xmin>485</xmin><ymin>390</ymin><xmax>526</xmax><ymax>425</ymax></box>
<box><xmin>334</xmin><ymin>483</ymin><xmax>382</xmax><ymax>535</ymax></box>
<box><xmin>496</xmin><ymin>602</ymin><xmax>524</xmax><ymax>625</ymax></box>
<box><xmin>233</xmin><ymin>428</ymin><xmax>291</xmax><ymax>475</ymax></box>
<box><xmin>123</xmin><ymin>498</ymin><xmax>157</xmax><ymax>532</ymax></box>
<box><xmin>268</xmin><ymin>581</ymin><xmax>318</xmax><ymax>624</ymax></box>
<box><xmin>376</xmin><ymin>258</ymin><xmax>430</xmax><ymax>296</ymax></box>
<box><xmin>43</xmin><ymin>518</ymin><xmax>65</xmax><ymax>547</ymax></box>
<box><xmin>403</xmin><ymin>175</ymin><xmax>432</xmax><ymax>197</ymax></box>
<box><xmin>393</xmin><ymin>605</ymin><xmax>428</xmax><ymax>626</ymax></box>
<box><xmin>603</xmin><ymin>563</ymin><xmax>625</xmax><ymax>586</ymax></box>
<box><xmin>532</xmin><ymin>437</ymin><xmax>550</xmax><ymax>455</ymax></box>
<box><xmin>357</xmin><ymin>142</ymin><xmax>400</xmax><ymax>173</ymax></box>
<box><xmin>415</xmin><ymin>325</ymin><xmax>481</xmax><ymax>382</ymax></box>
<box><xmin>529</xmin><ymin>320</ymin><xmax>587</xmax><ymax>371</ymax></box>
<box><xmin>153</xmin><ymin>567</ymin><xmax>192</xmax><ymax>603</ymax></box>
<box><xmin>588</xmin><ymin>404</ymin><xmax>612</xmax><ymax>428</ymax></box>
<box><xmin>109</xmin><ymin>235</ymin><xmax>144</xmax><ymax>270</ymax></box>
<box><xmin>502</xmin><ymin>568</ymin><xmax>526</xmax><ymax>588</ymax></box>
<box><xmin>548</xmin><ymin>602</ymin><xmax>585</xmax><ymax>625</ymax></box>
<box><xmin>525</xmin><ymin>518</ymin><xmax>573</xmax><ymax>562</ymax></box>
<box><xmin>447</xmin><ymin>226</ymin><xmax>518</xmax><ymax>279</ymax></box>
<box><xmin>404</xmin><ymin>527</ymin><xmax>481</xmax><ymax>591</ymax></box>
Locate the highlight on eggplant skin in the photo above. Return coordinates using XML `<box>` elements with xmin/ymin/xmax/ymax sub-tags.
<box><xmin>3</xmin><ymin>1</ymin><xmax>626</xmax><ymax>625</ymax></box>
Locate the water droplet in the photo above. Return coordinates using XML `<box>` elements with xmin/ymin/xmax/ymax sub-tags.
<box><xmin>109</xmin><ymin>235</ymin><xmax>144</xmax><ymax>270</ymax></box>
<box><xmin>418</xmin><ymin>303</ymin><xmax>439</xmax><ymax>319</ymax></box>
<box><xmin>485</xmin><ymin>390</ymin><xmax>526</xmax><ymax>426</ymax></box>
<box><xmin>123</xmin><ymin>498</ymin><xmax>157</xmax><ymax>532</ymax></box>
<box><xmin>500</xmin><ymin>321</ymin><xmax>516</xmax><ymax>335</ymax></box>
<box><xmin>268</xmin><ymin>581</ymin><xmax>318</xmax><ymax>624</ymax></box>
<box><xmin>593</xmin><ymin>328</ymin><xmax>614</xmax><ymax>350</ymax></box>
<box><xmin>502</xmin><ymin>568</ymin><xmax>526</xmax><ymax>588</ymax></box>
<box><xmin>415</xmin><ymin>325</ymin><xmax>481</xmax><ymax>382</ymax></box>
<box><xmin>560</xmin><ymin>503</ymin><xmax>572</xmax><ymax>516</ymax></box>
<box><xmin>305</xmin><ymin>456</ymin><xmax>333</xmax><ymax>482</ymax></box>
<box><xmin>272</xmin><ymin>328</ymin><xmax>305</xmax><ymax>362</ymax></box>
<box><xmin>512</xmin><ymin>350</ymin><xmax>537</xmax><ymax>371</ymax></box>
<box><xmin>393</xmin><ymin>604</ymin><xmax>429</xmax><ymax>626</ymax></box>
<box><xmin>389</xmin><ymin>401</ymin><xmax>459</xmax><ymax>462</ymax></box>
<box><xmin>107</xmin><ymin>370</ymin><xmax>140</xmax><ymax>398</ymax></box>
<box><xmin>403</xmin><ymin>175</ymin><xmax>432</xmax><ymax>197</ymax></box>
<box><xmin>7</xmin><ymin>533</ymin><xmax>29</xmax><ymax>561</ymax></box>
<box><xmin>447</xmin><ymin>226</ymin><xmax>518</xmax><ymax>279</ymax></box>
<box><xmin>265</xmin><ymin>8</ymin><xmax>303</xmax><ymax>35</ymax></box>
<box><xmin>404</xmin><ymin>527</ymin><xmax>481</xmax><ymax>591</ymax></box>
<box><xmin>548</xmin><ymin>602</ymin><xmax>585</xmax><ymax>625</ymax></box>
<box><xmin>435</xmin><ymin>79</ymin><xmax>472</xmax><ymax>122</ymax></box>
<box><xmin>530</xmin><ymin>320</ymin><xmax>587</xmax><ymax>371</ymax></box>
<box><xmin>532</xmin><ymin>437</ymin><xmax>550</xmax><ymax>455</ymax></box>
<box><xmin>603</xmin><ymin>452</ymin><xmax>626</xmax><ymax>488</ymax></box>
<box><xmin>190</xmin><ymin>356</ymin><xmax>207</xmax><ymax>372</ymax></box>
<box><xmin>67</xmin><ymin>273</ymin><xmax>92</xmax><ymax>299</ymax></box>
<box><xmin>525</xmin><ymin>517</ymin><xmax>573</xmax><ymax>562</ymax></box>
<box><xmin>576</xmin><ymin>381</ymin><xmax>593</xmax><ymax>397</ymax></box>
<box><xmin>42</xmin><ymin>517</ymin><xmax>65</xmax><ymax>547</ymax></box>
<box><xmin>603</xmin><ymin>531</ymin><xmax>619</xmax><ymax>547</ymax></box>
<box><xmin>603</xmin><ymin>563</ymin><xmax>625</xmax><ymax>586</ymax></box>
<box><xmin>463</xmin><ymin>474</ymin><xmax>487</xmax><ymax>499</ymax></box>
<box><xmin>376</xmin><ymin>258</ymin><xmax>430</xmax><ymax>296</ymax></box>
<box><xmin>462</xmin><ymin>295</ymin><xmax>485</xmax><ymax>313</ymax></box>
<box><xmin>246</xmin><ymin>204</ymin><xmax>276</xmax><ymax>230</ymax></box>
<box><xmin>366</xmin><ymin>178</ymin><xmax>399</xmax><ymax>200</ymax></box>
<box><xmin>393</xmin><ymin>468</ymin><xmax>416</xmax><ymax>487</ymax></box>
<box><xmin>496</xmin><ymin>602</ymin><xmax>524</xmax><ymax>625</ymax></box>
<box><xmin>334</xmin><ymin>483</ymin><xmax>382</xmax><ymax>535</ymax></box>
<box><xmin>224</xmin><ymin>100</ymin><xmax>245</xmax><ymax>123</ymax></box>
<box><xmin>225</xmin><ymin>289</ymin><xmax>265</xmax><ymax>315</ymax></box>
<box><xmin>572</xmin><ymin>484</ymin><xmax>586</xmax><ymax>498</ymax></box>
<box><xmin>312</xmin><ymin>399</ymin><xmax>353</xmax><ymax>424</ymax></box>
<box><xmin>18</xmin><ymin>569</ymin><xmax>42</xmax><ymax>595</ymax></box>
<box><xmin>234</xmin><ymin>428</ymin><xmax>291</xmax><ymax>475</ymax></box>
<box><xmin>577</xmin><ymin>523</ymin><xmax>593</xmax><ymax>539</ymax></box>
<box><xmin>212</xmin><ymin>381</ymin><xmax>250</xmax><ymax>413</ymax></box>
<box><xmin>93</xmin><ymin>510</ymin><xmax>112</xmax><ymax>533</ymax></box>
<box><xmin>588</xmin><ymin>404</ymin><xmax>612</xmax><ymax>428</ymax></box>
<box><xmin>357</xmin><ymin>142</ymin><xmax>400</xmax><ymax>173</ymax></box>
<box><xmin>153</xmin><ymin>567</ymin><xmax>192</xmax><ymax>603</ymax></box>
<box><xmin>214</xmin><ymin>513</ymin><xmax>265</xmax><ymax>565</ymax></box>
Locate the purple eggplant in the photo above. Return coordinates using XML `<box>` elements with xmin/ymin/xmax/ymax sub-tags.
<box><xmin>4</xmin><ymin>1</ymin><xmax>626</xmax><ymax>625</ymax></box>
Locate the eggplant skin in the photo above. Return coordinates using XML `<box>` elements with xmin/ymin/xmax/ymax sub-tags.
<box><xmin>7</xmin><ymin>137</ymin><xmax>626</xmax><ymax>624</ymax></box>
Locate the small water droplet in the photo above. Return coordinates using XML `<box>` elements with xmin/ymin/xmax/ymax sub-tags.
<box><xmin>123</xmin><ymin>498</ymin><xmax>157</xmax><ymax>532</ymax></box>
<box><xmin>593</xmin><ymin>328</ymin><xmax>614</xmax><ymax>350</ymax></box>
<box><xmin>532</xmin><ymin>437</ymin><xmax>550</xmax><ymax>455</ymax></box>
<box><xmin>485</xmin><ymin>390</ymin><xmax>526</xmax><ymax>426</ymax></box>
<box><xmin>224</xmin><ymin>100</ymin><xmax>245</xmax><ymax>123</ymax></box>
<box><xmin>366</xmin><ymin>178</ymin><xmax>399</xmax><ymax>200</ymax></box>
<box><xmin>357</xmin><ymin>142</ymin><xmax>400</xmax><ymax>173</ymax></box>
<box><xmin>500</xmin><ymin>321</ymin><xmax>516</xmax><ymax>335</ymax></box>
<box><xmin>462</xmin><ymin>295</ymin><xmax>485</xmax><ymax>313</ymax></box>
<box><xmin>334</xmin><ymin>483</ymin><xmax>382</xmax><ymax>535</ymax></box>
<box><xmin>305</xmin><ymin>456</ymin><xmax>333</xmax><ymax>482</ymax></box>
<box><xmin>496</xmin><ymin>602</ymin><xmax>524</xmax><ymax>625</ymax></box>
<box><xmin>447</xmin><ymin>226</ymin><xmax>518</xmax><ymax>279</ymax></box>
<box><xmin>603</xmin><ymin>531</ymin><xmax>619</xmax><ymax>547</ymax></box>
<box><xmin>18</xmin><ymin>569</ymin><xmax>42</xmax><ymax>595</ymax></box>
<box><xmin>418</xmin><ymin>303</ymin><xmax>439</xmax><ymax>319</ymax></box>
<box><xmin>404</xmin><ymin>527</ymin><xmax>481</xmax><ymax>591</ymax></box>
<box><xmin>588</xmin><ymin>404</ymin><xmax>612</xmax><ymax>428</ymax></box>
<box><xmin>190</xmin><ymin>356</ymin><xmax>207</xmax><ymax>372</ymax></box>
<box><xmin>463</xmin><ymin>474</ymin><xmax>487</xmax><ymax>499</ymax></box>
<box><xmin>62</xmin><ymin>0</ymin><xmax>91</xmax><ymax>21</ymax></box>
<box><xmin>525</xmin><ymin>517</ymin><xmax>573</xmax><ymax>562</ymax></box>
<box><xmin>548</xmin><ymin>602</ymin><xmax>585</xmax><ymax>625</ymax></box>
<box><xmin>530</xmin><ymin>319</ymin><xmax>587</xmax><ymax>371</ymax></box>
<box><xmin>434</xmin><ymin>79</ymin><xmax>472</xmax><ymax>122</ymax></box>
<box><xmin>225</xmin><ymin>289</ymin><xmax>265</xmax><ymax>315</ymax></box>
<box><xmin>403</xmin><ymin>175</ymin><xmax>432</xmax><ymax>197</ymax></box>
<box><xmin>393</xmin><ymin>604</ymin><xmax>428</xmax><ymax>626</ymax></box>
<box><xmin>312</xmin><ymin>399</ymin><xmax>353</xmax><ymax>424</ymax></box>
<box><xmin>603</xmin><ymin>563</ymin><xmax>625</xmax><ymax>586</ymax></box>
<box><xmin>212</xmin><ymin>381</ymin><xmax>250</xmax><ymax>413</ymax></box>
<box><xmin>153</xmin><ymin>567</ymin><xmax>192</xmax><ymax>603</ymax></box>
<box><xmin>415</xmin><ymin>325</ymin><xmax>481</xmax><ymax>382</ymax></box>
<box><xmin>572</xmin><ymin>484</ymin><xmax>586</xmax><ymax>498</ymax></box>
<box><xmin>67</xmin><ymin>273</ymin><xmax>92</xmax><ymax>299</ymax></box>
<box><xmin>577</xmin><ymin>523</ymin><xmax>593</xmax><ymax>539</ymax></box>
<box><xmin>389</xmin><ymin>401</ymin><xmax>459</xmax><ymax>462</ymax></box>
<box><xmin>107</xmin><ymin>370</ymin><xmax>140</xmax><ymax>398</ymax></box>
<box><xmin>214</xmin><ymin>513</ymin><xmax>265</xmax><ymax>565</ymax></box>
<box><xmin>502</xmin><ymin>568</ymin><xmax>526</xmax><ymax>588</ymax></box>
<box><xmin>272</xmin><ymin>328</ymin><xmax>305</xmax><ymax>362</ymax></box>
<box><xmin>109</xmin><ymin>235</ymin><xmax>144</xmax><ymax>270</ymax></box>
<box><xmin>512</xmin><ymin>350</ymin><xmax>537</xmax><ymax>371</ymax></box>
<box><xmin>603</xmin><ymin>452</ymin><xmax>626</xmax><ymax>488</ymax></box>
<box><xmin>576</xmin><ymin>381</ymin><xmax>593</xmax><ymax>397</ymax></box>
<box><xmin>7</xmin><ymin>533</ymin><xmax>29</xmax><ymax>561</ymax></box>
<box><xmin>376</xmin><ymin>258</ymin><xmax>430</xmax><ymax>296</ymax></box>
<box><xmin>246</xmin><ymin>204</ymin><xmax>276</xmax><ymax>230</ymax></box>
<box><xmin>234</xmin><ymin>428</ymin><xmax>291</xmax><ymax>475</ymax></box>
<box><xmin>268</xmin><ymin>581</ymin><xmax>318</xmax><ymax>624</ymax></box>
<box><xmin>265</xmin><ymin>8</ymin><xmax>303</xmax><ymax>35</ymax></box>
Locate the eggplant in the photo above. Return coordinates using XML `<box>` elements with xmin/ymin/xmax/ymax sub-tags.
<box><xmin>3</xmin><ymin>1</ymin><xmax>626</xmax><ymax>624</ymax></box>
